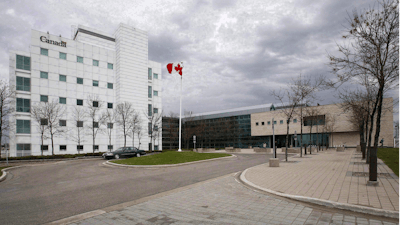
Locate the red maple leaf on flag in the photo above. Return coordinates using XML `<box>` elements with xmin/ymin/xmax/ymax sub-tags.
<box><xmin>174</xmin><ymin>64</ymin><xmax>183</xmax><ymax>76</ymax></box>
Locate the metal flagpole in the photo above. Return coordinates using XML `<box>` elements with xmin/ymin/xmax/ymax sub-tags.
<box><xmin>178</xmin><ymin>71</ymin><xmax>182</xmax><ymax>152</ymax></box>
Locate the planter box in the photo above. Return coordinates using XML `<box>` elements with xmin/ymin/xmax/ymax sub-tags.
<box><xmin>254</xmin><ymin>148</ymin><xmax>272</xmax><ymax>153</ymax></box>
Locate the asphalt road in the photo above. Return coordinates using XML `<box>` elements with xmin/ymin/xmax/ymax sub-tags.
<box><xmin>0</xmin><ymin>153</ymin><xmax>284</xmax><ymax>225</ymax></box>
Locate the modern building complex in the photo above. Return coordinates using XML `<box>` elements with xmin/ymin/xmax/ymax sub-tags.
<box><xmin>164</xmin><ymin>99</ymin><xmax>394</xmax><ymax>149</ymax></box>
<box><xmin>9</xmin><ymin>24</ymin><xmax>162</xmax><ymax>156</ymax></box>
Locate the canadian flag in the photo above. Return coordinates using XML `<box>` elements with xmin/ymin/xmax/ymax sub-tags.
<box><xmin>166</xmin><ymin>62</ymin><xmax>183</xmax><ymax>76</ymax></box>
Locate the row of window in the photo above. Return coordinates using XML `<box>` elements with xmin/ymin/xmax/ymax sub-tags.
<box><xmin>148</xmin><ymin>86</ymin><xmax>159</xmax><ymax>98</ymax></box>
<box><xmin>17</xmin><ymin>144</ymin><xmax>115</xmax><ymax>151</ymax></box>
<box><xmin>255</xmin><ymin>119</ymin><xmax>298</xmax><ymax>126</ymax></box>
<box><xmin>148</xmin><ymin>68</ymin><xmax>159</xmax><ymax>80</ymax></box>
<box><xmin>40</xmin><ymin>72</ymin><xmax>113</xmax><ymax>88</ymax></box>
<box><xmin>16</xmin><ymin>119</ymin><xmax>115</xmax><ymax>134</ymax></box>
<box><xmin>39</xmin><ymin>50</ymin><xmax>114</xmax><ymax>69</ymax></box>
<box><xmin>17</xmin><ymin>97</ymin><xmax>115</xmax><ymax>112</ymax></box>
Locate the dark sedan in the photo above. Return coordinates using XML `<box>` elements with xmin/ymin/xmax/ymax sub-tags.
<box><xmin>103</xmin><ymin>147</ymin><xmax>146</xmax><ymax>159</ymax></box>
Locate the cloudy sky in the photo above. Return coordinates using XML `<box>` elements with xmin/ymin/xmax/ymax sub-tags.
<box><xmin>0</xmin><ymin>0</ymin><xmax>398</xmax><ymax>117</ymax></box>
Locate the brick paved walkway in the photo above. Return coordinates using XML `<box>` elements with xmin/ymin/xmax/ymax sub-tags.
<box><xmin>68</xmin><ymin>174</ymin><xmax>397</xmax><ymax>225</ymax></box>
<box><xmin>244</xmin><ymin>149</ymin><xmax>399</xmax><ymax>212</ymax></box>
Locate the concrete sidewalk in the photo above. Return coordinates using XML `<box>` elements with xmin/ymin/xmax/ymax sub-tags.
<box><xmin>242</xmin><ymin>148</ymin><xmax>399</xmax><ymax>218</ymax></box>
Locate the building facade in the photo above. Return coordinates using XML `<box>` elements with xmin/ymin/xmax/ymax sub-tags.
<box><xmin>9</xmin><ymin>24</ymin><xmax>162</xmax><ymax>156</ymax></box>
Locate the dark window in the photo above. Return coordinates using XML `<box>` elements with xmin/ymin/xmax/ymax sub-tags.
<box><xmin>16</xmin><ymin>77</ymin><xmax>30</xmax><ymax>91</ymax></box>
<box><xmin>108</xmin><ymin>63</ymin><xmax>113</xmax><ymax>69</ymax></box>
<box><xmin>77</xmin><ymin>99</ymin><xmax>83</xmax><ymax>106</ymax></box>
<box><xmin>17</xmin><ymin>144</ymin><xmax>30</xmax><ymax>150</ymax></box>
<box><xmin>93</xmin><ymin>122</ymin><xmax>99</xmax><ymax>128</ymax></box>
<box><xmin>16</xmin><ymin>120</ymin><xmax>30</xmax><ymax>133</ymax></box>
<box><xmin>108</xmin><ymin>145</ymin><xmax>113</xmax><ymax>150</ymax></box>
<box><xmin>154</xmin><ymin>108</ymin><xmax>158</xmax><ymax>114</ymax></box>
<box><xmin>59</xmin><ymin>75</ymin><xmax>66</xmax><ymax>82</ymax></box>
<box><xmin>77</xmin><ymin>121</ymin><xmax>83</xmax><ymax>127</ymax></box>
<box><xmin>93</xmin><ymin>145</ymin><xmax>99</xmax><ymax>150</ymax></box>
<box><xmin>256</xmin><ymin>122</ymin><xmax>259</xmax><ymax>126</ymax></box>
<box><xmin>93</xmin><ymin>60</ymin><xmax>99</xmax><ymax>66</ymax></box>
<box><xmin>40</xmin><ymin>48</ymin><xmax>48</xmax><ymax>56</ymax></box>
<box><xmin>16</xmin><ymin>55</ymin><xmax>30</xmax><ymax>70</ymax></box>
<box><xmin>77</xmin><ymin>56</ymin><xmax>83</xmax><ymax>63</ymax></box>
<box><xmin>60</xmin><ymin>145</ymin><xmax>67</xmax><ymax>151</ymax></box>
<box><xmin>77</xmin><ymin>77</ymin><xmax>83</xmax><ymax>84</ymax></box>
<box><xmin>16</xmin><ymin>98</ymin><xmax>30</xmax><ymax>112</ymax></box>
<box><xmin>148</xmin><ymin>122</ymin><xmax>152</xmax><ymax>134</ymax></box>
<box><xmin>107</xmin><ymin>83</ymin><xmax>113</xmax><ymax>89</ymax></box>
<box><xmin>107</xmin><ymin>123</ymin><xmax>113</xmax><ymax>129</ymax></box>
<box><xmin>107</xmin><ymin>103</ymin><xmax>113</xmax><ymax>109</ymax></box>
<box><xmin>293</xmin><ymin>119</ymin><xmax>297</xmax><ymax>123</ymax></box>
<box><xmin>262</xmin><ymin>122</ymin><xmax>265</xmax><ymax>125</ymax></box>
<box><xmin>268</xmin><ymin>121</ymin><xmax>271</xmax><ymax>125</ymax></box>
<box><xmin>41</xmin><ymin>145</ymin><xmax>48</xmax><ymax>151</ymax></box>
<box><xmin>77</xmin><ymin>145</ymin><xmax>83</xmax><ymax>150</ymax></box>
<box><xmin>93</xmin><ymin>101</ymin><xmax>99</xmax><ymax>107</ymax></box>
<box><xmin>59</xmin><ymin>120</ymin><xmax>66</xmax><ymax>126</ymax></box>
<box><xmin>93</xmin><ymin>80</ymin><xmax>98</xmax><ymax>87</ymax></box>
<box><xmin>40</xmin><ymin>71</ymin><xmax>48</xmax><ymax>79</ymax></box>
<box><xmin>59</xmin><ymin>52</ymin><xmax>67</xmax><ymax>60</ymax></box>
<box><xmin>40</xmin><ymin>118</ymin><xmax>48</xmax><ymax>125</ymax></box>
<box><xmin>148</xmin><ymin>86</ymin><xmax>152</xmax><ymax>98</ymax></box>
<box><xmin>148</xmin><ymin>68</ymin><xmax>152</xmax><ymax>80</ymax></box>
<box><xmin>280</xmin><ymin>120</ymin><xmax>283</xmax><ymax>124</ymax></box>
<box><xmin>40</xmin><ymin>95</ymin><xmax>48</xmax><ymax>102</ymax></box>
<box><xmin>148</xmin><ymin>104</ymin><xmax>152</xmax><ymax>116</ymax></box>
<box><xmin>59</xmin><ymin>97</ymin><xmax>66</xmax><ymax>104</ymax></box>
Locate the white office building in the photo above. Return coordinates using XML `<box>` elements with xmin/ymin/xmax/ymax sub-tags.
<box><xmin>8</xmin><ymin>23</ymin><xmax>162</xmax><ymax>156</ymax></box>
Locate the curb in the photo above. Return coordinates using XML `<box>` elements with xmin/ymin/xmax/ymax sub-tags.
<box><xmin>104</xmin><ymin>154</ymin><xmax>237</xmax><ymax>168</ymax></box>
<box><xmin>0</xmin><ymin>170</ymin><xmax>7</xmax><ymax>182</ymax></box>
<box><xmin>239</xmin><ymin>166</ymin><xmax>399</xmax><ymax>219</ymax></box>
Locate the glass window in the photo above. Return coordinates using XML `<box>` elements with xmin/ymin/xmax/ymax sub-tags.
<box><xmin>107</xmin><ymin>123</ymin><xmax>113</xmax><ymax>129</ymax></box>
<box><xmin>77</xmin><ymin>121</ymin><xmax>83</xmax><ymax>127</ymax></box>
<box><xmin>280</xmin><ymin>120</ymin><xmax>283</xmax><ymax>124</ymax></box>
<box><xmin>40</xmin><ymin>95</ymin><xmax>48</xmax><ymax>102</ymax></box>
<box><xmin>59</xmin><ymin>75</ymin><xmax>66</xmax><ymax>82</ymax></box>
<box><xmin>154</xmin><ymin>90</ymin><xmax>158</xmax><ymax>96</ymax></box>
<box><xmin>59</xmin><ymin>120</ymin><xmax>66</xmax><ymax>126</ymax></box>
<box><xmin>108</xmin><ymin>145</ymin><xmax>113</xmax><ymax>150</ymax></box>
<box><xmin>154</xmin><ymin>108</ymin><xmax>158</xmax><ymax>114</ymax></box>
<box><xmin>16</xmin><ymin>55</ymin><xmax>30</xmax><ymax>70</ymax></box>
<box><xmin>108</xmin><ymin>63</ymin><xmax>113</xmax><ymax>69</ymax></box>
<box><xmin>60</xmin><ymin>145</ymin><xmax>67</xmax><ymax>151</ymax></box>
<box><xmin>16</xmin><ymin>77</ymin><xmax>30</xmax><ymax>91</ymax></box>
<box><xmin>77</xmin><ymin>99</ymin><xmax>83</xmax><ymax>106</ymax></box>
<box><xmin>77</xmin><ymin>145</ymin><xmax>83</xmax><ymax>150</ymax></box>
<box><xmin>256</xmin><ymin>122</ymin><xmax>259</xmax><ymax>126</ymax></box>
<box><xmin>268</xmin><ymin>121</ymin><xmax>271</xmax><ymax>125</ymax></box>
<box><xmin>93</xmin><ymin>101</ymin><xmax>98</xmax><ymax>107</ymax></box>
<box><xmin>262</xmin><ymin>122</ymin><xmax>265</xmax><ymax>125</ymax></box>
<box><xmin>148</xmin><ymin>86</ymin><xmax>152</xmax><ymax>98</ymax></box>
<box><xmin>41</xmin><ymin>145</ymin><xmax>48</xmax><ymax>151</ymax></box>
<box><xmin>154</xmin><ymin>73</ymin><xmax>158</xmax><ymax>79</ymax></box>
<box><xmin>77</xmin><ymin>77</ymin><xmax>83</xmax><ymax>84</ymax></box>
<box><xmin>40</xmin><ymin>71</ymin><xmax>48</xmax><ymax>79</ymax></box>
<box><xmin>59</xmin><ymin>52</ymin><xmax>67</xmax><ymax>60</ymax></box>
<box><xmin>40</xmin><ymin>48</ymin><xmax>48</xmax><ymax>56</ymax></box>
<box><xmin>77</xmin><ymin>56</ymin><xmax>83</xmax><ymax>63</ymax></box>
<box><xmin>293</xmin><ymin>119</ymin><xmax>297</xmax><ymax>123</ymax></box>
<box><xmin>154</xmin><ymin>145</ymin><xmax>158</xmax><ymax>150</ymax></box>
<box><xmin>93</xmin><ymin>122</ymin><xmax>99</xmax><ymax>128</ymax></box>
<box><xmin>59</xmin><ymin>97</ymin><xmax>66</xmax><ymax>104</ymax></box>
<box><xmin>93</xmin><ymin>145</ymin><xmax>99</xmax><ymax>150</ymax></box>
<box><xmin>148</xmin><ymin>104</ymin><xmax>152</xmax><ymax>116</ymax></box>
<box><xmin>107</xmin><ymin>103</ymin><xmax>113</xmax><ymax>109</ymax></box>
<box><xmin>93</xmin><ymin>80</ymin><xmax>98</xmax><ymax>87</ymax></box>
<box><xmin>93</xmin><ymin>60</ymin><xmax>99</xmax><ymax>66</ymax></box>
<box><xmin>107</xmin><ymin>83</ymin><xmax>113</xmax><ymax>89</ymax></box>
<box><xmin>16</xmin><ymin>120</ymin><xmax>30</xmax><ymax>133</ymax></box>
<box><xmin>148</xmin><ymin>122</ymin><xmax>152</xmax><ymax>134</ymax></box>
<box><xmin>41</xmin><ymin>118</ymin><xmax>48</xmax><ymax>125</ymax></box>
<box><xmin>17</xmin><ymin>144</ymin><xmax>30</xmax><ymax>150</ymax></box>
<box><xmin>148</xmin><ymin>68</ymin><xmax>152</xmax><ymax>80</ymax></box>
<box><xmin>16</xmin><ymin>98</ymin><xmax>30</xmax><ymax>112</ymax></box>
<box><xmin>274</xmin><ymin>121</ymin><xmax>277</xmax><ymax>125</ymax></box>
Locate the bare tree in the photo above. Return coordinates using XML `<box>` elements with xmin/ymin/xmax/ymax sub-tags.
<box><xmin>115</xmin><ymin>102</ymin><xmax>135</xmax><ymax>147</ymax></box>
<box><xmin>328</xmin><ymin>0</ymin><xmax>399</xmax><ymax>182</ymax></box>
<box><xmin>43</xmin><ymin>99</ymin><xmax>66</xmax><ymax>155</ymax></box>
<box><xmin>304</xmin><ymin>106</ymin><xmax>322</xmax><ymax>154</ymax></box>
<box><xmin>163</xmin><ymin>112</ymin><xmax>179</xmax><ymax>150</ymax></box>
<box><xmin>137</xmin><ymin>126</ymin><xmax>144</xmax><ymax>150</ymax></box>
<box><xmin>291</xmin><ymin>74</ymin><xmax>324</xmax><ymax>156</ymax></box>
<box><xmin>128</xmin><ymin>110</ymin><xmax>141</xmax><ymax>148</ymax></box>
<box><xmin>31</xmin><ymin>103</ymin><xmax>49</xmax><ymax>155</ymax></box>
<box><xmin>271</xmin><ymin>89</ymin><xmax>300</xmax><ymax>161</ymax></box>
<box><xmin>148</xmin><ymin>110</ymin><xmax>163</xmax><ymax>151</ymax></box>
<box><xmin>103</xmin><ymin>108</ymin><xmax>116</xmax><ymax>151</ymax></box>
<box><xmin>0</xmin><ymin>81</ymin><xmax>15</xmax><ymax>159</ymax></box>
<box><xmin>71</xmin><ymin>106</ymin><xmax>87</xmax><ymax>153</ymax></box>
<box><xmin>86</xmin><ymin>94</ymin><xmax>106</xmax><ymax>153</ymax></box>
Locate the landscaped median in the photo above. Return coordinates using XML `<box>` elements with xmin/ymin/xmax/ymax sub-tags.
<box><xmin>109</xmin><ymin>151</ymin><xmax>233</xmax><ymax>166</ymax></box>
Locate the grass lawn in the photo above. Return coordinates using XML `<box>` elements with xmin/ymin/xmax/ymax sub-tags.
<box><xmin>377</xmin><ymin>148</ymin><xmax>399</xmax><ymax>176</ymax></box>
<box><xmin>111</xmin><ymin>151</ymin><xmax>231</xmax><ymax>165</ymax></box>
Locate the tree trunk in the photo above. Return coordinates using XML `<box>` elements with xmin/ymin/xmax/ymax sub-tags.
<box><xmin>366</xmin><ymin>94</ymin><xmax>379</xmax><ymax>164</ymax></box>
<box><xmin>300</xmin><ymin>107</ymin><xmax>304</xmax><ymax>156</ymax></box>
<box><xmin>370</xmin><ymin>86</ymin><xmax>384</xmax><ymax>182</ymax></box>
<box><xmin>93</xmin><ymin>126</ymin><xmax>95</xmax><ymax>153</ymax></box>
<box><xmin>51</xmin><ymin>128</ymin><xmax>54</xmax><ymax>155</ymax></box>
<box><xmin>285</xmin><ymin>120</ymin><xmax>289</xmax><ymax>162</ymax></box>
<box><xmin>360</xmin><ymin>121</ymin><xmax>366</xmax><ymax>159</ymax></box>
<box><xmin>309</xmin><ymin>125</ymin><xmax>313</xmax><ymax>154</ymax></box>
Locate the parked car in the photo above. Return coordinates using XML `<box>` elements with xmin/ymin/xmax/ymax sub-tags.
<box><xmin>103</xmin><ymin>147</ymin><xmax>146</xmax><ymax>159</ymax></box>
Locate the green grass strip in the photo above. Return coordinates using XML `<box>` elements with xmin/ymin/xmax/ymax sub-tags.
<box><xmin>111</xmin><ymin>151</ymin><xmax>231</xmax><ymax>165</ymax></box>
<box><xmin>377</xmin><ymin>148</ymin><xmax>399</xmax><ymax>177</ymax></box>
